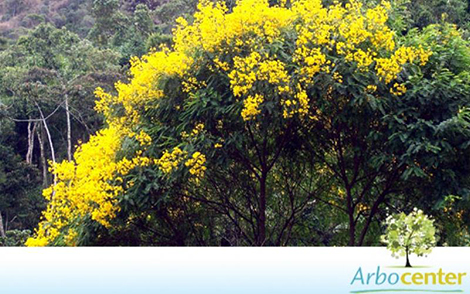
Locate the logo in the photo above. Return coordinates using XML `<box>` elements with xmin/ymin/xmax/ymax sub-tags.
<box><xmin>351</xmin><ymin>266</ymin><xmax>466</xmax><ymax>289</ymax></box>
<box><xmin>381</xmin><ymin>209</ymin><xmax>436</xmax><ymax>268</ymax></box>
<box><xmin>349</xmin><ymin>210</ymin><xmax>467</xmax><ymax>293</ymax></box>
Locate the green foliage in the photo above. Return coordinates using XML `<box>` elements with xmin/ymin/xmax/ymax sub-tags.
<box><xmin>0</xmin><ymin>23</ymin><xmax>122</xmax><ymax>140</ymax></box>
<box><xmin>134</xmin><ymin>4</ymin><xmax>155</xmax><ymax>35</ymax></box>
<box><xmin>153</xmin><ymin>0</ymin><xmax>198</xmax><ymax>29</ymax></box>
<box><xmin>85</xmin><ymin>0</ymin><xmax>195</xmax><ymax>64</ymax></box>
<box><xmin>433</xmin><ymin>194</ymin><xmax>470</xmax><ymax>246</ymax></box>
<box><xmin>0</xmin><ymin>120</ymin><xmax>43</xmax><ymax>230</ymax></box>
<box><xmin>0</xmin><ymin>230</ymin><xmax>32</xmax><ymax>246</ymax></box>
<box><xmin>145</xmin><ymin>32</ymin><xmax>172</xmax><ymax>51</ymax></box>
<box><xmin>382</xmin><ymin>209</ymin><xmax>437</xmax><ymax>267</ymax></box>
<box><xmin>0</xmin><ymin>37</ymin><xmax>8</xmax><ymax>51</ymax></box>
<box><xmin>389</xmin><ymin>23</ymin><xmax>470</xmax><ymax>216</ymax></box>
<box><xmin>88</xmin><ymin>0</ymin><xmax>127</xmax><ymax>47</ymax></box>
<box><xmin>406</xmin><ymin>0</ymin><xmax>469</xmax><ymax>29</ymax></box>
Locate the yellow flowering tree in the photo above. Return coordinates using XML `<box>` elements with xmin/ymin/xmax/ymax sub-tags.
<box><xmin>27</xmin><ymin>0</ymin><xmax>470</xmax><ymax>246</ymax></box>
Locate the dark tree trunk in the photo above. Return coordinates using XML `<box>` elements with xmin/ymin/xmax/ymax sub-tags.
<box><xmin>257</xmin><ymin>172</ymin><xmax>267</xmax><ymax>246</ymax></box>
<box><xmin>347</xmin><ymin>188</ymin><xmax>356</xmax><ymax>246</ymax></box>
<box><xmin>348</xmin><ymin>215</ymin><xmax>356</xmax><ymax>246</ymax></box>
<box><xmin>405</xmin><ymin>247</ymin><xmax>412</xmax><ymax>268</ymax></box>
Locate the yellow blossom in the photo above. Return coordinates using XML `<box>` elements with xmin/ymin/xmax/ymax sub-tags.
<box><xmin>241</xmin><ymin>94</ymin><xmax>264</xmax><ymax>121</ymax></box>
<box><xmin>156</xmin><ymin>147</ymin><xmax>188</xmax><ymax>174</ymax></box>
<box><xmin>185</xmin><ymin>152</ymin><xmax>207</xmax><ymax>179</ymax></box>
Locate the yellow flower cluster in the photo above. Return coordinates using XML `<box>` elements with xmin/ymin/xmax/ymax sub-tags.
<box><xmin>130</xmin><ymin>130</ymin><xmax>152</xmax><ymax>146</ymax></box>
<box><xmin>390</xmin><ymin>83</ymin><xmax>407</xmax><ymax>96</ymax></box>
<box><xmin>191</xmin><ymin>123</ymin><xmax>205</xmax><ymax>136</ymax></box>
<box><xmin>64</xmin><ymin>229</ymin><xmax>78</xmax><ymax>246</ymax></box>
<box><xmin>26</xmin><ymin>125</ymin><xmax>149</xmax><ymax>246</ymax></box>
<box><xmin>376</xmin><ymin>46</ymin><xmax>431</xmax><ymax>84</ymax></box>
<box><xmin>345</xmin><ymin>49</ymin><xmax>374</xmax><ymax>71</ymax></box>
<box><xmin>241</xmin><ymin>94</ymin><xmax>264</xmax><ymax>121</ymax></box>
<box><xmin>229</xmin><ymin>52</ymin><xmax>261</xmax><ymax>97</ymax></box>
<box><xmin>333</xmin><ymin>72</ymin><xmax>343</xmax><ymax>84</ymax></box>
<box><xmin>185</xmin><ymin>152</ymin><xmax>207</xmax><ymax>179</ymax></box>
<box><xmin>94</xmin><ymin>0</ymin><xmax>431</xmax><ymax>125</ymax></box>
<box><xmin>182</xmin><ymin>76</ymin><xmax>207</xmax><ymax>93</ymax></box>
<box><xmin>357</xmin><ymin>203</ymin><xmax>370</xmax><ymax>213</ymax></box>
<box><xmin>174</xmin><ymin>0</ymin><xmax>294</xmax><ymax>53</ymax></box>
<box><xmin>292</xmin><ymin>0</ymin><xmax>431</xmax><ymax>87</ymax></box>
<box><xmin>294</xmin><ymin>47</ymin><xmax>328</xmax><ymax>82</ymax></box>
<box><xmin>282</xmin><ymin>88</ymin><xmax>310</xmax><ymax>118</ymax></box>
<box><xmin>95</xmin><ymin>49</ymin><xmax>192</xmax><ymax>127</ymax></box>
<box><xmin>155</xmin><ymin>147</ymin><xmax>188</xmax><ymax>174</ymax></box>
<box><xmin>366</xmin><ymin>85</ymin><xmax>377</xmax><ymax>93</ymax></box>
<box><xmin>181</xmin><ymin>123</ymin><xmax>206</xmax><ymax>140</ymax></box>
<box><xmin>177</xmin><ymin>0</ymin><xmax>430</xmax><ymax>120</ymax></box>
<box><xmin>155</xmin><ymin>148</ymin><xmax>207</xmax><ymax>180</ymax></box>
<box><xmin>228</xmin><ymin>51</ymin><xmax>291</xmax><ymax>120</ymax></box>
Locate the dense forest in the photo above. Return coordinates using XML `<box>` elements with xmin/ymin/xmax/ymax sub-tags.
<box><xmin>1</xmin><ymin>0</ymin><xmax>470</xmax><ymax>246</ymax></box>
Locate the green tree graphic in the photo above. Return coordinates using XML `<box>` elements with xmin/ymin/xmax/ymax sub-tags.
<box><xmin>382</xmin><ymin>209</ymin><xmax>437</xmax><ymax>267</ymax></box>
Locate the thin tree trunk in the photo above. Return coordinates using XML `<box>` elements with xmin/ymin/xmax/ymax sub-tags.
<box><xmin>357</xmin><ymin>172</ymin><xmax>399</xmax><ymax>246</ymax></box>
<box><xmin>348</xmin><ymin>215</ymin><xmax>356</xmax><ymax>246</ymax></box>
<box><xmin>26</xmin><ymin>121</ymin><xmax>37</xmax><ymax>164</ymax></box>
<box><xmin>37</xmin><ymin>126</ymin><xmax>48</xmax><ymax>187</ymax></box>
<box><xmin>0</xmin><ymin>212</ymin><xmax>6</xmax><ymax>238</ymax></box>
<box><xmin>35</xmin><ymin>102</ymin><xmax>57</xmax><ymax>186</ymax></box>
<box><xmin>347</xmin><ymin>188</ymin><xmax>356</xmax><ymax>246</ymax></box>
<box><xmin>257</xmin><ymin>172</ymin><xmax>267</xmax><ymax>246</ymax></box>
<box><xmin>26</xmin><ymin>121</ymin><xmax>32</xmax><ymax>163</ymax></box>
<box><xmin>65</xmin><ymin>93</ymin><xmax>72</xmax><ymax>161</ymax></box>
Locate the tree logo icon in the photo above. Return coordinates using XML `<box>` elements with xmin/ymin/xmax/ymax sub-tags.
<box><xmin>381</xmin><ymin>209</ymin><xmax>437</xmax><ymax>268</ymax></box>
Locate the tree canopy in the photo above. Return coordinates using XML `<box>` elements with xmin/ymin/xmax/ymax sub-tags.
<box><xmin>23</xmin><ymin>0</ymin><xmax>470</xmax><ymax>246</ymax></box>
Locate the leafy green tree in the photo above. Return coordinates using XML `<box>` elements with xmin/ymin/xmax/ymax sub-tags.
<box><xmin>115</xmin><ymin>4</ymin><xmax>470</xmax><ymax>247</ymax></box>
<box><xmin>87</xmin><ymin>1</ymin><xmax>160</xmax><ymax>63</ymax></box>
<box><xmin>382</xmin><ymin>209</ymin><xmax>437</xmax><ymax>267</ymax></box>
<box><xmin>122</xmin><ymin>0</ymin><xmax>168</xmax><ymax>12</ymax></box>
<box><xmin>0</xmin><ymin>24</ymin><xmax>121</xmax><ymax>186</ymax></box>
<box><xmin>384</xmin><ymin>0</ymin><xmax>470</xmax><ymax>30</ymax></box>
<box><xmin>27</xmin><ymin>0</ymin><xmax>470</xmax><ymax>247</ymax></box>
<box><xmin>114</xmin><ymin>4</ymin><xmax>156</xmax><ymax>64</ymax></box>
<box><xmin>145</xmin><ymin>32</ymin><xmax>172</xmax><ymax>51</ymax></box>
<box><xmin>88</xmin><ymin>0</ymin><xmax>128</xmax><ymax>48</ymax></box>
<box><xmin>52</xmin><ymin>0</ymin><xmax>95</xmax><ymax>38</ymax></box>
<box><xmin>0</xmin><ymin>119</ymin><xmax>43</xmax><ymax>231</ymax></box>
<box><xmin>153</xmin><ymin>0</ymin><xmax>198</xmax><ymax>33</ymax></box>
<box><xmin>134</xmin><ymin>4</ymin><xmax>155</xmax><ymax>36</ymax></box>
